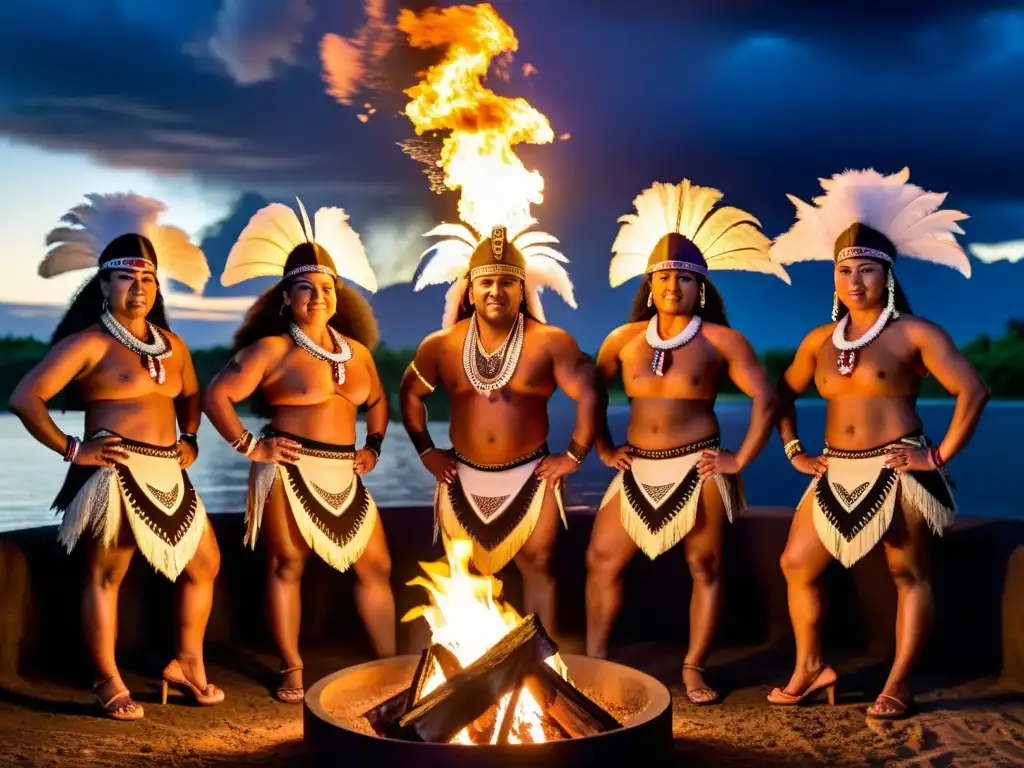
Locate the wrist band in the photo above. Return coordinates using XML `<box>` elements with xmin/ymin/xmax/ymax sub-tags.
<box><xmin>231</xmin><ymin>430</ymin><xmax>257</xmax><ymax>457</ymax></box>
<box><xmin>63</xmin><ymin>435</ymin><xmax>81</xmax><ymax>463</ymax></box>
<box><xmin>931</xmin><ymin>446</ymin><xmax>946</xmax><ymax>469</ymax></box>
<box><xmin>364</xmin><ymin>432</ymin><xmax>383</xmax><ymax>458</ymax></box>
<box><xmin>180</xmin><ymin>432</ymin><xmax>198</xmax><ymax>446</ymax></box>
<box><xmin>566</xmin><ymin>440</ymin><xmax>589</xmax><ymax>465</ymax></box>
<box><xmin>411</xmin><ymin>429</ymin><xmax>435</xmax><ymax>456</ymax></box>
<box><xmin>784</xmin><ymin>439</ymin><xmax>804</xmax><ymax>461</ymax></box>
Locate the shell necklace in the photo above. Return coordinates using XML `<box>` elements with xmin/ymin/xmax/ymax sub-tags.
<box><xmin>463</xmin><ymin>312</ymin><xmax>524</xmax><ymax>394</ymax></box>
<box><xmin>289</xmin><ymin>323</ymin><xmax>353</xmax><ymax>385</ymax></box>
<box><xmin>101</xmin><ymin>310</ymin><xmax>172</xmax><ymax>384</ymax></box>
<box><xmin>832</xmin><ymin>306</ymin><xmax>894</xmax><ymax>377</ymax></box>
<box><xmin>645</xmin><ymin>315</ymin><xmax>702</xmax><ymax>376</ymax></box>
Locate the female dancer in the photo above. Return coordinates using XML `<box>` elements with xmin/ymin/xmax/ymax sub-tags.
<box><xmin>9</xmin><ymin>193</ymin><xmax>224</xmax><ymax>719</ymax></box>
<box><xmin>586</xmin><ymin>180</ymin><xmax>789</xmax><ymax>703</ymax></box>
<box><xmin>768</xmin><ymin>167</ymin><xmax>990</xmax><ymax>718</ymax></box>
<box><xmin>203</xmin><ymin>199</ymin><xmax>394</xmax><ymax>703</ymax></box>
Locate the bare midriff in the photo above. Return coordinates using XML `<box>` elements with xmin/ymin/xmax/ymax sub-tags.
<box><xmin>448</xmin><ymin>389</ymin><xmax>551</xmax><ymax>463</ymax></box>
<box><xmin>625</xmin><ymin>397</ymin><xmax>720</xmax><ymax>451</ymax></box>
<box><xmin>268</xmin><ymin>398</ymin><xmax>360</xmax><ymax>446</ymax></box>
<box><xmin>83</xmin><ymin>394</ymin><xmax>179</xmax><ymax>446</ymax></box>
<box><xmin>822</xmin><ymin>396</ymin><xmax>923</xmax><ymax>451</ymax></box>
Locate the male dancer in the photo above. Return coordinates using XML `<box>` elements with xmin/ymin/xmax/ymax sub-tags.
<box><xmin>400</xmin><ymin>221</ymin><xmax>597</xmax><ymax>636</ymax></box>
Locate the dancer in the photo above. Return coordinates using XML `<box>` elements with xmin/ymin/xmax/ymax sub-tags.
<box><xmin>399</xmin><ymin>221</ymin><xmax>596</xmax><ymax>637</ymax></box>
<box><xmin>203</xmin><ymin>199</ymin><xmax>393</xmax><ymax>703</ymax></box>
<box><xmin>8</xmin><ymin>193</ymin><xmax>223</xmax><ymax>719</ymax></box>
<box><xmin>586</xmin><ymin>180</ymin><xmax>789</xmax><ymax>704</ymax></box>
<box><xmin>768</xmin><ymin>167</ymin><xmax>990</xmax><ymax>717</ymax></box>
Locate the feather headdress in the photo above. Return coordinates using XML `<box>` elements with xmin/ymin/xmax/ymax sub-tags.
<box><xmin>39</xmin><ymin>192</ymin><xmax>211</xmax><ymax>293</ymax></box>
<box><xmin>414</xmin><ymin>219</ymin><xmax>577</xmax><ymax>329</ymax></box>
<box><xmin>610</xmin><ymin>179</ymin><xmax>790</xmax><ymax>287</ymax></box>
<box><xmin>769</xmin><ymin>167</ymin><xmax>971</xmax><ymax>277</ymax></box>
<box><xmin>220</xmin><ymin>197</ymin><xmax>378</xmax><ymax>293</ymax></box>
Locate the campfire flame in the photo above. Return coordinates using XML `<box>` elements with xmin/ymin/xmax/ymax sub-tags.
<box><xmin>396</xmin><ymin>3</ymin><xmax>554</xmax><ymax>237</ymax></box>
<box><xmin>402</xmin><ymin>537</ymin><xmax>570</xmax><ymax>744</ymax></box>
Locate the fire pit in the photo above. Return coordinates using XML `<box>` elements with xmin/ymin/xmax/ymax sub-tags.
<box><xmin>302</xmin><ymin>538</ymin><xmax>671</xmax><ymax>766</ymax></box>
<box><xmin>304</xmin><ymin>652</ymin><xmax>671</xmax><ymax>767</ymax></box>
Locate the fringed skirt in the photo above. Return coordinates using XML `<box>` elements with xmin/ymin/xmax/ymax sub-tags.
<box><xmin>435</xmin><ymin>443</ymin><xmax>567</xmax><ymax>575</ymax></box>
<box><xmin>244</xmin><ymin>427</ymin><xmax>378</xmax><ymax>573</ymax></box>
<box><xmin>52</xmin><ymin>430</ymin><xmax>207</xmax><ymax>582</ymax></box>
<box><xmin>599</xmin><ymin>435</ymin><xmax>746</xmax><ymax>560</ymax></box>
<box><xmin>800</xmin><ymin>433</ymin><xmax>957</xmax><ymax>568</ymax></box>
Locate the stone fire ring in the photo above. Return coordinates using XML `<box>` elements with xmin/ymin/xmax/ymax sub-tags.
<box><xmin>303</xmin><ymin>652</ymin><xmax>673</xmax><ymax>767</ymax></box>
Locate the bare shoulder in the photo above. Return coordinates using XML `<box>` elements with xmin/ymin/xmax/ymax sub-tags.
<box><xmin>896</xmin><ymin>315</ymin><xmax>952</xmax><ymax>347</ymax></box>
<box><xmin>529</xmin><ymin>321</ymin><xmax>579</xmax><ymax>350</ymax></box>
<box><xmin>701</xmin><ymin>321</ymin><xmax>752</xmax><ymax>350</ymax></box>
<box><xmin>800</xmin><ymin>322</ymin><xmax>836</xmax><ymax>353</ymax></box>
<box><xmin>51</xmin><ymin>325</ymin><xmax>108</xmax><ymax>358</ymax></box>
<box><xmin>161</xmin><ymin>328</ymin><xmax>190</xmax><ymax>353</ymax></box>
<box><xmin>601</xmin><ymin>321</ymin><xmax>645</xmax><ymax>349</ymax></box>
<box><xmin>418</xmin><ymin>325</ymin><xmax>458</xmax><ymax>355</ymax></box>
<box><xmin>241</xmin><ymin>334</ymin><xmax>291</xmax><ymax>365</ymax></box>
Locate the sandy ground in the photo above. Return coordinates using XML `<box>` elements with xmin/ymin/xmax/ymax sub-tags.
<box><xmin>1</xmin><ymin>642</ymin><xmax>1022</xmax><ymax>767</ymax></box>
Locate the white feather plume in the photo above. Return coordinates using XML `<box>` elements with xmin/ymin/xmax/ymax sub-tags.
<box><xmin>39</xmin><ymin>192</ymin><xmax>211</xmax><ymax>294</ymax></box>
<box><xmin>770</xmin><ymin>167</ymin><xmax>971</xmax><ymax>277</ymax></box>
<box><xmin>418</xmin><ymin>220</ymin><xmax>577</xmax><ymax>329</ymax></box>
<box><xmin>220</xmin><ymin>197</ymin><xmax>378</xmax><ymax>292</ymax></box>
<box><xmin>610</xmin><ymin>180</ymin><xmax>788</xmax><ymax>287</ymax></box>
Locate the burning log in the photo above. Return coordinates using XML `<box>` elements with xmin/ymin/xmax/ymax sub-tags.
<box><xmin>396</xmin><ymin>614</ymin><xmax>558</xmax><ymax>743</ymax></box>
<box><xmin>363</xmin><ymin>644</ymin><xmax>465</xmax><ymax>737</ymax></box>
<box><xmin>523</xmin><ymin>664</ymin><xmax>622</xmax><ymax>738</ymax></box>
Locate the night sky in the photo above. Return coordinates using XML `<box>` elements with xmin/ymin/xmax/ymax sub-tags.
<box><xmin>1</xmin><ymin>0</ymin><xmax>1022</xmax><ymax>352</ymax></box>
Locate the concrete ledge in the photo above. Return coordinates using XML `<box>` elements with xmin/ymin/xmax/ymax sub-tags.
<box><xmin>0</xmin><ymin>507</ymin><xmax>1021</xmax><ymax>687</ymax></box>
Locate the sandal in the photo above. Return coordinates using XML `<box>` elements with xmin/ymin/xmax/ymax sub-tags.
<box><xmin>767</xmin><ymin>665</ymin><xmax>838</xmax><ymax>706</ymax></box>
<box><xmin>161</xmin><ymin>659</ymin><xmax>225</xmax><ymax>706</ymax></box>
<box><xmin>276</xmin><ymin>665</ymin><xmax>304</xmax><ymax>704</ymax></box>
<box><xmin>93</xmin><ymin>676</ymin><xmax>145</xmax><ymax>721</ymax></box>
<box><xmin>682</xmin><ymin>663</ymin><xmax>720</xmax><ymax>706</ymax></box>
<box><xmin>866</xmin><ymin>692</ymin><xmax>914</xmax><ymax>720</ymax></box>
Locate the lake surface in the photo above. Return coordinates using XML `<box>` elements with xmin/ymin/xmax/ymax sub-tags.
<box><xmin>0</xmin><ymin>399</ymin><xmax>1020</xmax><ymax>534</ymax></box>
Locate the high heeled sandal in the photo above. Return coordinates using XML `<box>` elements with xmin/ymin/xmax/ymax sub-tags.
<box><xmin>93</xmin><ymin>676</ymin><xmax>145</xmax><ymax>721</ymax></box>
<box><xmin>276</xmin><ymin>665</ymin><xmax>304</xmax><ymax>704</ymax></box>
<box><xmin>160</xmin><ymin>660</ymin><xmax>225</xmax><ymax>706</ymax></box>
<box><xmin>767</xmin><ymin>665</ymin><xmax>838</xmax><ymax>706</ymax></box>
<box><xmin>866</xmin><ymin>692</ymin><xmax>914</xmax><ymax>720</ymax></box>
<box><xmin>682</xmin><ymin>663</ymin><xmax>720</xmax><ymax>705</ymax></box>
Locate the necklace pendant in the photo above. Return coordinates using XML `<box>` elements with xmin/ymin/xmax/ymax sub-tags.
<box><xmin>332</xmin><ymin>361</ymin><xmax>345</xmax><ymax>386</ymax></box>
<box><xmin>837</xmin><ymin>349</ymin><xmax>856</xmax><ymax>377</ymax></box>
<box><xmin>652</xmin><ymin>349</ymin><xmax>666</xmax><ymax>376</ymax></box>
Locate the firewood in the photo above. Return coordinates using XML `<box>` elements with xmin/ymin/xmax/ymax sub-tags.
<box><xmin>364</xmin><ymin>644</ymin><xmax>466</xmax><ymax>737</ymax></box>
<box><xmin>522</xmin><ymin>663</ymin><xmax>622</xmax><ymax>738</ymax></box>
<box><xmin>396</xmin><ymin>614</ymin><xmax>558</xmax><ymax>743</ymax></box>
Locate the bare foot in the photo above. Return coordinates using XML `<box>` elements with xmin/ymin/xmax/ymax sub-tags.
<box><xmin>168</xmin><ymin>655</ymin><xmax>209</xmax><ymax>691</ymax></box>
<box><xmin>780</xmin><ymin>663</ymin><xmax>826</xmax><ymax>697</ymax></box>
<box><xmin>682</xmin><ymin>664</ymin><xmax>719</xmax><ymax>705</ymax></box>
<box><xmin>163</xmin><ymin>658</ymin><xmax>224</xmax><ymax>704</ymax></box>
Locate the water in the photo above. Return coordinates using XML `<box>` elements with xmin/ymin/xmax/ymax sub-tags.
<box><xmin>0</xmin><ymin>400</ymin><xmax>1020</xmax><ymax>533</ymax></box>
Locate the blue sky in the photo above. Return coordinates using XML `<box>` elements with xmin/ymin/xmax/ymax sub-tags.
<box><xmin>0</xmin><ymin>0</ymin><xmax>1022</xmax><ymax>348</ymax></box>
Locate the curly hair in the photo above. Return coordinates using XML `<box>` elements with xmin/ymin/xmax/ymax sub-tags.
<box><xmin>49</xmin><ymin>273</ymin><xmax>171</xmax><ymax>411</ymax></box>
<box><xmin>627</xmin><ymin>274</ymin><xmax>730</xmax><ymax>327</ymax></box>
<box><xmin>229</xmin><ymin>276</ymin><xmax>380</xmax><ymax>418</ymax></box>
<box><xmin>833</xmin><ymin>264</ymin><xmax>913</xmax><ymax>321</ymax></box>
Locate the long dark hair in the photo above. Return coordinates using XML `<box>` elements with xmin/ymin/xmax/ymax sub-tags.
<box><xmin>833</xmin><ymin>264</ymin><xmax>913</xmax><ymax>321</ymax></box>
<box><xmin>627</xmin><ymin>274</ymin><xmax>730</xmax><ymax>327</ymax></box>
<box><xmin>49</xmin><ymin>272</ymin><xmax>170</xmax><ymax>411</ymax></box>
<box><xmin>230</xmin><ymin>276</ymin><xmax>380</xmax><ymax>418</ymax></box>
<box><xmin>454</xmin><ymin>278</ymin><xmax>540</xmax><ymax>324</ymax></box>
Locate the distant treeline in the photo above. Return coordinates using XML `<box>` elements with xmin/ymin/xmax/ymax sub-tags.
<box><xmin>1</xmin><ymin>320</ymin><xmax>1023</xmax><ymax>415</ymax></box>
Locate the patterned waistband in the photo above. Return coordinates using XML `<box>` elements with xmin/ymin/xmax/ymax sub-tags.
<box><xmin>454</xmin><ymin>443</ymin><xmax>549</xmax><ymax>472</ymax></box>
<box><xmin>628</xmin><ymin>434</ymin><xmax>720</xmax><ymax>460</ymax></box>
<box><xmin>262</xmin><ymin>426</ymin><xmax>356</xmax><ymax>460</ymax></box>
<box><xmin>823</xmin><ymin>431</ymin><xmax>925</xmax><ymax>460</ymax></box>
<box><xmin>87</xmin><ymin>429</ymin><xmax>179</xmax><ymax>459</ymax></box>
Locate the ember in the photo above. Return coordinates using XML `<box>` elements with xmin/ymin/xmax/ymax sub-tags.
<box><xmin>363</xmin><ymin>538</ymin><xmax>621</xmax><ymax>745</ymax></box>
